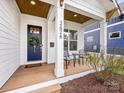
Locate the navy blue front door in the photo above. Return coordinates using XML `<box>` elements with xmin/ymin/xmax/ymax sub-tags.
<box><xmin>27</xmin><ymin>25</ymin><xmax>42</xmax><ymax>61</ymax></box>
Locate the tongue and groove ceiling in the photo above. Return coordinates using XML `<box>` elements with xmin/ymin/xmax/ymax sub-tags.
<box><xmin>64</xmin><ymin>9</ymin><xmax>91</xmax><ymax>24</ymax></box>
<box><xmin>16</xmin><ymin>0</ymin><xmax>91</xmax><ymax>23</ymax></box>
<box><xmin>16</xmin><ymin>0</ymin><xmax>51</xmax><ymax>18</ymax></box>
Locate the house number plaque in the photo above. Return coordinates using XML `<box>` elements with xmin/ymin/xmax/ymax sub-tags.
<box><xmin>59</xmin><ymin>20</ymin><xmax>63</xmax><ymax>39</ymax></box>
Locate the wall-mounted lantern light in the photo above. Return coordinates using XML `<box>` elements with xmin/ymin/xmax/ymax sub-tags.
<box><xmin>60</xmin><ymin>0</ymin><xmax>64</xmax><ymax>7</ymax></box>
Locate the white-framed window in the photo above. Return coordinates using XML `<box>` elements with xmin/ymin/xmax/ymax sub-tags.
<box><xmin>109</xmin><ymin>31</ymin><xmax>121</xmax><ymax>40</ymax></box>
<box><xmin>64</xmin><ymin>29</ymin><xmax>78</xmax><ymax>51</ymax></box>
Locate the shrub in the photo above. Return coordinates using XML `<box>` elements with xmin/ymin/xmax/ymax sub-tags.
<box><xmin>86</xmin><ymin>49</ymin><xmax>124</xmax><ymax>84</ymax></box>
<box><xmin>106</xmin><ymin>55</ymin><xmax>124</xmax><ymax>75</ymax></box>
<box><xmin>86</xmin><ymin>53</ymin><xmax>100</xmax><ymax>72</ymax></box>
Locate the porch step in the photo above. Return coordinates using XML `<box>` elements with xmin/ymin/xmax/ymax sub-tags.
<box><xmin>28</xmin><ymin>84</ymin><xmax>61</xmax><ymax>93</ymax></box>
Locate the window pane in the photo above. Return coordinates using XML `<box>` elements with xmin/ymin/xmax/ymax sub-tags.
<box><xmin>64</xmin><ymin>29</ymin><xmax>69</xmax><ymax>40</ymax></box>
<box><xmin>64</xmin><ymin>41</ymin><xmax>68</xmax><ymax>51</ymax></box>
<box><xmin>70</xmin><ymin>30</ymin><xmax>77</xmax><ymax>40</ymax></box>
<box><xmin>70</xmin><ymin>41</ymin><xmax>77</xmax><ymax>51</ymax></box>
<box><xmin>109</xmin><ymin>31</ymin><xmax>121</xmax><ymax>39</ymax></box>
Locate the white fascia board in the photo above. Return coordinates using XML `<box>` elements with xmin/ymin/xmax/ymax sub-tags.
<box><xmin>39</xmin><ymin>0</ymin><xmax>56</xmax><ymax>5</ymax></box>
<box><xmin>111</xmin><ymin>0</ymin><xmax>121</xmax><ymax>16</ymax></box>
<box><xmin>65</xmin><ymin>0</ymin><xmax>105</xmax><ymax>20</ymax></box>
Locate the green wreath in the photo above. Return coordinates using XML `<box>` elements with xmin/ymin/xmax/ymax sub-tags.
<box><xmin>28</xmin><ymin>36</ymin><xmax>39</xmax><ymax>46</ymax></box>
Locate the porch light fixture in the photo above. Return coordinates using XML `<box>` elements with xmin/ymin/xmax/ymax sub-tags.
<box><xmin>74</xmin><ymin>14</ymin><xmax>77</xmax><ymax>17</ymax></box>
<box><xmin>60</xmin><ymin>0</ymin><xmax>64</xmax><ymax>7</ymax></box>
<box><xmin>30</xmin><ymin>0</ymin><xmax>36</xmax><ymax>5</ymax></box>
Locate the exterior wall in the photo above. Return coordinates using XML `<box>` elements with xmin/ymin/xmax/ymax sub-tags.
<box><xmin>107</xmin><ymin>22</ymin><xmax>124</xmax><ymax>55</ymax></box>
<box><xmin>0</xmin><ymin>0</ymin><xmax>20</xmax><ymax>88</ymax></box>
<box><xmin>84</xmin><ymin>30</ymin><xmax>100</xmax><ymax>52</ymax></box>
<box><xmin>85</xmin><ymin>22</ymin><xmax>100</xmax><ymax>32</ymax></box>
<box><xmin>84</xmin><ymin>22</ymin><xmax>100</xmax><ymax>52</ymax></box>
<box><xmin>107</xmin><ymin>16</ymin><xmax>124</xmax><ymax>25</ymax></box>
<box><xmin>20</xmin><ymin>14</ymin><xmax>47</xmax><ymax>65</ymax></box>
<box><xmin>84</xmin><ymin>17</ymin><xmax>124</xmax><ymax>55</ymax></box>
<box><xmin>47</xmin><ymin>21</ymin><xmax>55</xmax><ymax>64</ymax></box>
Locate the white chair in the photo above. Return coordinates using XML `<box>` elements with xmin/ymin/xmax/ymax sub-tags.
<box><xmin>64</xmin><ymin>51</ymin><xmax>73</xmax><ymax>69</ymax></box>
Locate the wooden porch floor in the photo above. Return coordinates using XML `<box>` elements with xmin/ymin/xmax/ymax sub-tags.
<box><xmin>0</xmin><ymin>62</ymin><xmax>89</xmax><ymax>92</ymax></box>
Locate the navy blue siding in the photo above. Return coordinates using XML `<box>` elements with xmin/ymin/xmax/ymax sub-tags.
<box><xmin>85</xmin><ymin>23</ymin><xmax>100</xmax><ymax>32</ymax></box>
<box><xmin>107</xmin><ymin>16</ymin><xmax>124</xmax><ymax>25</ymax></box>
<box><xmin>107</xmin><ymin>23</ymin><xmax>124</xmax><ymax>55</ymax></box>
<box><xmin>84</xmin><ymin>30</ymin><xmax>100</xmax><ymax>52</ymax></box>
<box><xmin>84</xmin><ymin>16</ymin><xmax>124</xmax><ymax>55</ymax></box>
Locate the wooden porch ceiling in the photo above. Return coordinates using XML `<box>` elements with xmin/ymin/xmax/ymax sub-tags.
<box><xmin>16</xmin><ymin>0</ymin><xmax>51</xmax><ymax>18</ymax></box>
<box><xmin>64</xmin><ymin>9</ymin><xmax>91</xmax><ymax>24</ymax></box>
<box><xmin>106</xmin><ymin>8</ymin><xmax>118</xmax><ymax>21</ymax></box>
<box><xmin>16</xmin><ymin>0</ymin><xmax>91</xmax><ymax>23</ymax></box>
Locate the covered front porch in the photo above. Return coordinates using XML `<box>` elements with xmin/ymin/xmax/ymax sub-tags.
<box><xmin>18</xmin><ymin>0</ymin><xmax>106</xmax><ymax>79</ymax></box>
<box><xmin>0</xmin><ymin>0</ymin><xmax>118</xmax><ymax>92</ymax></box>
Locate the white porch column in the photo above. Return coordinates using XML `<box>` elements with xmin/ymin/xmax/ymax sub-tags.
<box><xmin>100</xmin><ymin>20</ymin><xmax>107</xmax><ymax>59</ymax></box>
<box><xmin>55</xmin><ymin>0</ymin><xmax>64</xmax><ymax>78</ymax></box>
<box><xmin>78</xmin><ymin>29</ymin><xmax>84</xmax><ymax>50</ymax></box>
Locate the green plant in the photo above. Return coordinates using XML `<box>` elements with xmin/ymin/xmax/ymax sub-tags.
<box><xmin>86</xmin><ymin>52</ymin><xmax>110</xmax><ymax>82</ymax></box>
<box><xmin>86</xmin><ymin>53</ymin><xmax>100</xmax><ymax>72</ymax></box>
<box><xmin>28</xmin><ymin>36</ymin><xmax>39</xmax><ymax>53</ymax></box>
<box><xmin>28</xmin><ymin>36</ymin><xmax>39</xmax><ymax>46</ymax></box>
<box><xmin>86</xmin><ymin>47</ymin><xmax>124</xmax><ymax>87</ymax></box>
<box><xmin>86</xmin><ymin>49</ymin><xmax>106</xmax><ymax>72</ymax></box>
<box><xmin>106</xmin><ymin>55</ymin><xmax>124</xmax><ymax>75</ymax></box>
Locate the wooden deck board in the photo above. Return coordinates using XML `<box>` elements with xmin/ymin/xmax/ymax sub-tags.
<box><xmin>0</xmin><ymin>62</ymin><xmax>89</xmax><ymax>92</ymax></box>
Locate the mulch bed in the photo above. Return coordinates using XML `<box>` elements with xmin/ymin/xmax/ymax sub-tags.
<box><xmin>61</xmin><ymin>73</ymin><xmax>124</xmax><ymax>93</ymax></box>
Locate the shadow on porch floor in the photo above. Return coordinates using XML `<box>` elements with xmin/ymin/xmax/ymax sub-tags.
<box><xmin>0</xmin><ymin>62</ymin><xmax>89</xmax><ymax>92</ymax></box>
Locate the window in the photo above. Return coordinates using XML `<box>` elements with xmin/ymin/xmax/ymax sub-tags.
<box><xmin>64</xmin><ymin>29</ymin><xmax>78</xmax><ymax>51</ymax></box>
<box><xmin>70</xmin><ymin>30</ymin><xmax>77</xmax><ymax>40</ymax></box>
<box><xmin>64</xmin><ymin>29</ymin><xmax>69</xmax><ymax>51</ymax></box>
<box><xmin>109</xmin><ymin>31</ymin><xmax>121</xmax><ymax>39</ymax></box>
<box><xmin>70</xmin><ymin>41</ymin><xmax>77</xmax><ymax>51</ymax></box>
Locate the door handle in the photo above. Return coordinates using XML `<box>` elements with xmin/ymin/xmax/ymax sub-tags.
<box><xmin>40</xmin><ymin>44</ymin><xmax>43</xmax><ymax>51</ymax></box>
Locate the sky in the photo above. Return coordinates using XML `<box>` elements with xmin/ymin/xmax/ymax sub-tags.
<box><xmin>117</xmin><ymin>0</ymin><xmax>124</xmax><ymax>3</ymax></box>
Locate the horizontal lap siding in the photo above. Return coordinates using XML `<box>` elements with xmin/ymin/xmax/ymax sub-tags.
<box><xmin>84</xmin><ymin>19</ymin><xmax>124</xmax><ymax>55</ymax></box>
<box><xmin>84</xmin><ymin>30</ymin><xmax>100</xmax><ymax>52</ymax></box>
<box><xmin>0</xmin><ymin>0</ymin><xmax>20</xmax><ymax>88</ymax></box>
<box><xmin>107</xmin><ymin>23</ymin><xmax>124</xmax><ymax>55</ymax></box>
<box><xmin>85</xmin><ymin>23</ymin><xmax>100</xmax><ymax>32</ymax></box>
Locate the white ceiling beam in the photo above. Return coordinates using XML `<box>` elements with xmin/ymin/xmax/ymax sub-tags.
<box><xmin>47</xmin><ymin>6</ymin><xmax>56</xmax><ymax>21</ymax></box>
<box><xmin>65</xmin><ymin>0</ymin><xmax>105</xmax><ymax>20</ymax></box>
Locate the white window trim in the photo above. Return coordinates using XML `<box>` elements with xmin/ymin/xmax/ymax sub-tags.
<box><xmin>109</xmin><ymin>31</ymin><xmax>121</xmax><ymax>40</ymax></box>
